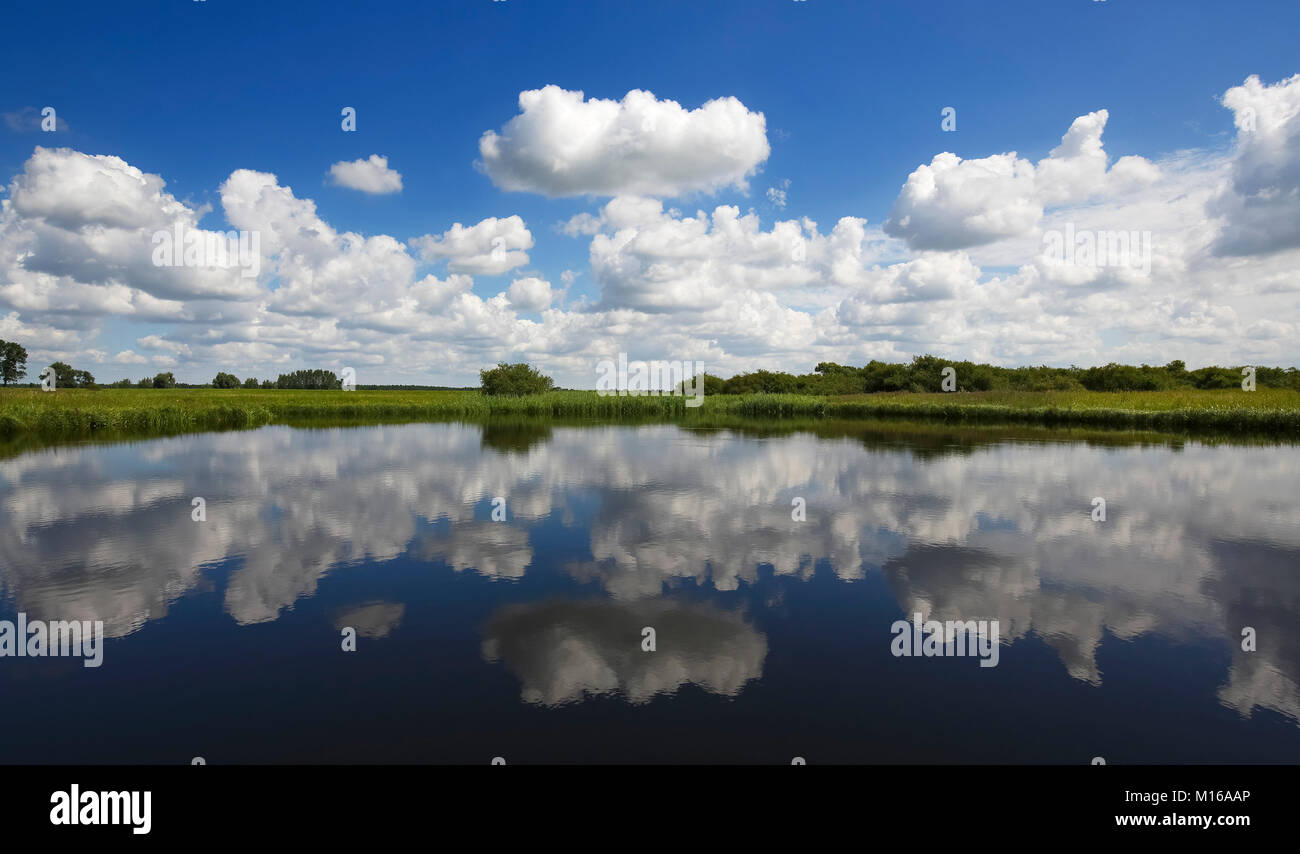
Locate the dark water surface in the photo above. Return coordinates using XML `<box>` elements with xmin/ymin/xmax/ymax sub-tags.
<box><xmin>1</xmin><ymin>421</ymin><xmax>1298</xmax><ymax>763</ymax></box>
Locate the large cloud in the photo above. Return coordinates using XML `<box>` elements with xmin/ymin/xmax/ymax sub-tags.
<box><xmin>883</xmin><ymin>110</ymin><xmax>1159</xmax><ymax>250</ymax></box>
<box><xmin>587</xmin><ymin>200</ymin><xmax>817</xmax><ymax>312</ymax></box>
<box><xmin>0</xmin><ymin>147</ymin><xmax>260</xmax><ymax>325</ymax></box>
<box><xmin>409</xmin><ymin>215</ymin><xmax>533</xmax><ymax>276</ymax></box>
<box><xmin>478</xmin><ymin>86</ymin><xmax>770</xmax><ymax>197</ymax></box>
<box><xmin>1209</xmin><ymin>74</ymin><xmax>1300</xmax><ymax>256</ymax></box>
<box><xmin>506</xmin><ymin>276</ymin><xmax>553</xmax><ymax>312</ymax></box>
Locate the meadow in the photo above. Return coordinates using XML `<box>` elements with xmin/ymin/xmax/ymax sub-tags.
<box><xmin>1</xmin><ymin>386</ymin><xmax>1298</xmax><ymax>443</ymax></box>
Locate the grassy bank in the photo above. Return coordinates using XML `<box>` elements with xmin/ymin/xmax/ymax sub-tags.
<box><xmin>1</xmin><ymin>387</ymin><xmax>1298</xmax><ymax>441</ymax></box>
<box><xmin>821</xmin><ymin>388</ymin><xmax>1300</xmax><ymax>432</ymax></box>
<box><xmin>0</xmin><ymin>388</ymin><xmax>699</xmax><ymax>437</ymax></box>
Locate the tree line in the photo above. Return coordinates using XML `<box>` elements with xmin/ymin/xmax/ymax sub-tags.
<box><xmin>0</xmin><ymin>340</ymin><xmax>350</xmax><ymax>390</ymax></box>
<box><xmin>102</xmin><ymin>372</ymin><xmax>328</xmax><ymax>389</ymax></box>
<box><xmin>2</xmin><ymin>336</ymin><xmax>1298</xmax><ymax>394</ymax></box>
<box><xmin>688</xmin><ymin>357</ymin><xmax>1300</xmax><ymax>395</ymax></box>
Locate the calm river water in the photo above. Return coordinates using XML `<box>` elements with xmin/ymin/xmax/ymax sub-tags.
<box><xmin>1</xmin><ymin>421</ymin><xmax>1297</xmax><ymax>763</ymax></box>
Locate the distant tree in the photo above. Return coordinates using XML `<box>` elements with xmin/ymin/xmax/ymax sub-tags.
<box><xmin>721</xmin><ymin>369</ymin><xmax>798</xmax><ymax>394</ymax></box>
<box><xmin>1078</xmin><ymin>363</ymin><xmax>1167</xmax><ymax>391</ymax></box>
<box><xmin>702</xmin><ymin>373</ymin><xmax>726</xmax><ymax>396</ymax></box>
<box><xmin>136</xmin><ymin>378</ymin><xmax>152</xmax><ymax>388</ymax></box>
<box><xmin>49</xmin><ymin>362</ymin><xmax>77</xmax><ymax>389</ymax></box>
<box><xmin>276</xmin><ymin>369</ymin><xmax>341</xmax><ymax>389</ymax></box>
<box><xmin>859</xmin><ymin>360</ymin><xmax>914</xmax><ymax>393</ymax></box>
<box><xmin>907</xmin><ymin>355</ymin><xmax>950</xmax><ymax>393</ymax></box>
<box><xmin>1188</xmin><ymin>366</ymin><xmax>1239</xmax><ymax>389</ymax></box>
<box><xmin>801</xmin><ymin>371</ymin><xmax>865</xmax><ymax>395</ymax></box>
<box><xmin>108</xmin><ymin>379</ymin><xmax>133</xmax><ymax>388</ymax></box>
<box><xmin>1255</xmin><ymin>366</ymin><xmax>1300</xmax><ymax>390</ymax></box>
<box><xmin>0</xmin><ymin>339</ymin><xmax>29</xmax><ymax>385</ymax></box>
<box><xmin>260</xmin><ymin>379</ymin><xmax>275</xmax><ymax>389</ymax></box>
<box><xmin>243</xmin><ymin>376</ymin><xmax>259</xmax><ymax>389</ymax></box>
<box><xmin>652</xmin><ymin>358</ymin><xmax>1298</xmax><ymax>397</ymax></box>
<box><xmin>479</xmin><ymin>363</ymin><xmax>554</xmax><ymax>397</ymax></box>
<box><xmin>212</xmin><ymin>371</ymin><xmax>240</xmax><ymax>388</ymax></box>
<box><xmin>683</xmin><ymin>373</ymin><xmax>726</xmax><ymax>396</ymax></box>
<box><xmin>153</xmin><ymin>372</ymin><xmax>176</xmax><ymax>389</ymax></box>
<box><xmin>814</xmin><ymin>361</ymin><xmax>855</xmax><ymax>376</ymax></box>
<box><xmin>38</xmin><ymin>364</ymin><xmax>96</xmax><ymax>388</ymax></box>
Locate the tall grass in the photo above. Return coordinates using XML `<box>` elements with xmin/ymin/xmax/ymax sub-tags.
<box><xmin>0</xmin><ymin>388</ymin><xmax>705</xmax><ymax>437</ymax></box>
<box><xmin>1</xmin><ymin>387</ymin><xmax>1298</xmax><ymax>442</ymax></box>
<box><xmin>822</xmin><ymin>389</ymin><xmax>1300</xmax><ymax>433</ymax></box>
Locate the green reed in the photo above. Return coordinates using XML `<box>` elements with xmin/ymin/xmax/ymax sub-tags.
<box><xmin>1</xmin><ymin>387</ymin><xmax>1297</xmax><ymax>442</ymax></box>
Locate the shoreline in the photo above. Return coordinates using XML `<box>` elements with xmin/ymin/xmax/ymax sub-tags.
<box><xmin>2</xmin><ymin>388</ymin><xmax>1299</xmax><ymax>451</ymax></box>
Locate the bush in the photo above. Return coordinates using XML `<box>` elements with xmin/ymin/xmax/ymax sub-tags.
<box><xmin>676</xmin><ymin>373</ymin><xmax>727</xmax><ymax>396</ymax></box>
<box><xmin>722</xmin><ymin>370</ymin><xmax>798</xmax><ymax>395</ymax></box>
<box><xmin>1189</xmin><ymin>366</ymin><xmax>1241</xmax><ymax>389</ymax></box>
<box><xmin>480</xmin><ymin>363</ymin><xmax>554</xmax><ymax>397</ymax></box>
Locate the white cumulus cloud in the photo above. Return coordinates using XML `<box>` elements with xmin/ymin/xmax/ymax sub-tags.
<box><xmin>883</xmin><ymin>110</ymin><xmax>1159</xmax><ymax>250</ymax></box>
<box><xmin>478</xmin><ymin>85</ymin><xmax>770</xmax><ymax>197</ymax></box>
<box><xmin>506</xmin><ymin>277</ymin><xmax>553</xmax><ymax>312</ymax></box>
<box><xmin>1209</xmin><ymin>74</ymin><xmax>1300</xmax><ymax>256</ymax></box>
<box><xmin>328</xmin><ymin>154</ymin><xmax>403</xmax><ymax>194</ymax></box>
<box><xmin>410</xmin><ymin>215</ymin><xmax>533</xmax><ymax>276</ymax></box>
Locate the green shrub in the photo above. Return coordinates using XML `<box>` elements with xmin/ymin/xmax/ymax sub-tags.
<box><xmin>479</xmin><ymin>363</ymin><xmax>554</xmax><ymax>397</ymax></box>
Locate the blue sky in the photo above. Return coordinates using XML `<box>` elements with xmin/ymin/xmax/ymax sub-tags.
<box><xmin>2</xmin><ymin>0</ymin><xmax>1298</xmax><ymax>384</ymax></box>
